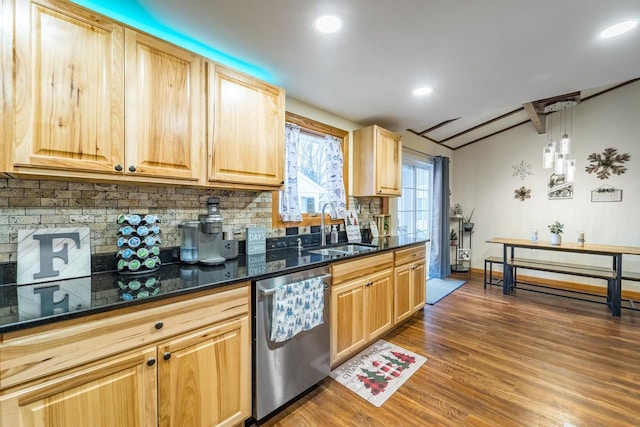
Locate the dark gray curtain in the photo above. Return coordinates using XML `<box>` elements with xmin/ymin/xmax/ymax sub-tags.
<box><xmin>429</xmin><ymin>156</ymin><xmax>450</xmax><ymax>278</ymax></box>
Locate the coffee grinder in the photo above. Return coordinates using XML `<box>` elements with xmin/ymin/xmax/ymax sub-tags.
<box><xmin>179</xmin><ymin>197</ymin><xmax>226</xmax><ymax>265</ymax></box>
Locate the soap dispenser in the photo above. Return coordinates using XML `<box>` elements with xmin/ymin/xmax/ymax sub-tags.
<box><xmin>330</xmin><ymin>225</ymin><xmax>339</xmax><ymax>244</ymax></box>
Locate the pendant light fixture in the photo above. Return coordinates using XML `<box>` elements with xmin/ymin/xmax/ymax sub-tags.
<box><xmin>542</xmin><ymin>113</ymin><xmax>556</xmax><ymax>169</ymax></box>
<box><xmin>559</xmin><ymin>106</ymin><xmax>571</xmax><ymax>155</ymax></box>
<box><xmin>542</xmin><ymin>100</ymin><xmax>577</xmax><ymax>182</ymax></box>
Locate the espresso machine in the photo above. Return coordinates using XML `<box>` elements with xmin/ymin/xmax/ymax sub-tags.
<box><xmin>178</xmin><ymin>197</ymin><xmax>226</xmax><ymax>265</ymax></box>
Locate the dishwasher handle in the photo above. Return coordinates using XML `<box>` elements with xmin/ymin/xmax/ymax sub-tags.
<box><xmin>259</xmin><ymin>273</ymin><xmax>331</xmax><ymax>296</ymax></box>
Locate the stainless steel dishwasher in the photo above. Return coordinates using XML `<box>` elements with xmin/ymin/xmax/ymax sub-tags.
<box><xmin>253</xmin><ymin>266</ymin><xmax>331</xmax><ymax>421</ymax></box>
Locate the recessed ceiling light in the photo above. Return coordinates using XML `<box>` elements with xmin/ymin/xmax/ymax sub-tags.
<box><xmin>413</xmin><ymin>87</ymin><xmax>434</xmax><ymax>96</ymax></box>
<box><xmin>315</xmin><ymin>14</ymin><xmax>342</xmax><ymax>34</ymax></box>
<box><xmin>599</xmin><ymin>20</ymin><xmax>638</xmax><ymax>38</ymax></box>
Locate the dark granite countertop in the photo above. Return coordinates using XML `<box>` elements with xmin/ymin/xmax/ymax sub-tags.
<box><xmin>0</xmin><ymin>235</ymin><xmax>428</xmax><ymax>334</ymax></box>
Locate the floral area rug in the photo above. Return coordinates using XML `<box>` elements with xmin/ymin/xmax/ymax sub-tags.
<box><xmin>329</xmin><ymin>339</ymin><xmax>427</xmax><ymax>407</ymax></box>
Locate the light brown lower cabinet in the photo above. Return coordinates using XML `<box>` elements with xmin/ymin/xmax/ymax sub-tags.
<box><xmin>158</xmin><ymin>315</ymin><xmax>250</xmax><ymax>427</ymax></box>
<box><xmin>330</xmin><ymin>252</ymin><xmax>394</xmax><ymax>366</ymax></box>
<box><xmin>0</xmin><ymin>284</ymin><xmax>251</xmax><ymax>427</ymax></box>
<box><xmin>330</xmin><ymin>245</ymin><xmax>427</xmax><ymax>367</ymax></box>
<box><xmin>394</xmin><ymin>244</ymin><xmax>427</xmax><ymax>323</ymax></box>
<box><xmin>0</xmin><ymin>347</ymin><xmax>158</xmax><ymax>427</ymax></box>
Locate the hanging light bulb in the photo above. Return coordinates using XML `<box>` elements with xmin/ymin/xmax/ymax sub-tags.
<box><xmin>563</xmin><ymin>104</ymin><xmax>576</xmax><ymax>183</ymax></box>
<box><xmin>543</xmin><ymin>141</ymin><xmax>556</xmax><ymax>169</ymax></box>
<box><xmin>555</xmin><ymin>153</ymin><xmax>567</xmax><ymax>175</ymax></box>
<box><xmin>542</xmin><ymin>110</ymin><xmax>556</xmax><ymax>169</ymax></box>
<box><xmin>560</xmin><ymin>132</ymin><xmax>570</xmax><ymax>154</ymax></box>
<box><xmin>559</xmin><ymin>107</ymin><xmax>571</xmax><ymax>154</ymax></box>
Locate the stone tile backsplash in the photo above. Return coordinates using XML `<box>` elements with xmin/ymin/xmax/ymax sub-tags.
<box><xmin>0</xmin><ymin>178</ymin><xmax>271</xmax><ymax>262</ymax></box>
<box><xmin>0</xmin><ymin>178</ymin><xmax>382</xmax><ymax>263</ymax></box>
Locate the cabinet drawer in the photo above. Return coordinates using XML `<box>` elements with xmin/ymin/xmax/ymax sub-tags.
<box><xmin>0</xmin><ymin>283</ymin><xmax>249</xmax><ymax>390</ymax></box>
<box><xmin>331</xmin><ymin>252</ymin><xmax>394</xmax><ymax>286</ymax></box>
<box><xmin>395</xmin><ymin>244</ymin><xmax>426</xmax><ymax>266</ymax></box>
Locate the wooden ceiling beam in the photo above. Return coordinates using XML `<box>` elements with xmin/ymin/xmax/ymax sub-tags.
<box><xmin>414</xmin><ymin>117</ymin><xmax>460</xmax><ymax>136</ymax></box>
<box><xmin>406</xmin><ymin>129</ymin><xmax>440</xmax><ymax>144</ymax></box>
<box><xmin>438</xmin><ymin>107</ymin><xmax>523</xmax><ymax>144</ymax></box>
<box><xmin>523</xmin><ymin>102</ymin><xmax>546</xmax><ymax>134</ymax></box>
<box><xmin>524</xmin><ymin>91</ymin><xmax>581</xmax><ymax>135</ymax></box>
<box><xmin>533</xmin><ymin>91</ymin><xmax>581</xmax><ymax>113</ymax></box>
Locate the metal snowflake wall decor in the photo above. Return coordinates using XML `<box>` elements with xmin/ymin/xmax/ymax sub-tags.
<box><xmin>585</xmin><ymin>148</ymin><xmax>631</xmax><ymax>180</ymax></box>
<box><xmin>512</xmin><ymin>160</ymin><xmax>534</xmax><ymax>180</ymax></box>
<box><xmin>514</xmin><ymin>186</ymin><xmax>531</xmax><ymax>201</ymax></box>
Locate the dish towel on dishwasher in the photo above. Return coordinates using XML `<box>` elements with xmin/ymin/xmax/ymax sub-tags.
<box><xmin>271</xmin><ymin>276</ymin><xmax>324</xmax><ymax>343</ymax></box>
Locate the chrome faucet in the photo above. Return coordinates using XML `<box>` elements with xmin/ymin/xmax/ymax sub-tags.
<box><xmin>320</xmin><ymin>202</ymin><xmax>339</xmax><ymax>247</ymax></box>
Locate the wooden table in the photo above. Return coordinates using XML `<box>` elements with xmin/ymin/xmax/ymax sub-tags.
<box><xmin>487</xmin><ymin>238</ymin><xmax>640</xmax><ymax>317</ymax></box>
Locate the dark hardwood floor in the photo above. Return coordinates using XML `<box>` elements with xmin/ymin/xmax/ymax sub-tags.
<box><xmin>257</xmin><ymin>273</ymin><xmax>640</xmax><ymax>426</ymax></box>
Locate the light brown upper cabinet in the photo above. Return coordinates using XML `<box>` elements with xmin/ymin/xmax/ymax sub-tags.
<box><xmin>9</xmin><ymin>0</ymin><xmax>125</xmax><ymax>175</ymax></box>
<box><xmin>208</xmin><ymin>63</ymin><xmax>285</xmax><ymax>190</ymax></box>
<box><xmin>353</xmin><ymin>125</ymin><xmax>402</xmax><ymax>197</ymax></box>
<box><xmin>6</xmin><ymin>0</ymin><xmax>205</xmax><ymax>184</ymax></box>
<box><xmin>124</xmin><ymin>30</ymin><xmax>204</xmax><ymax>182</ymax></box>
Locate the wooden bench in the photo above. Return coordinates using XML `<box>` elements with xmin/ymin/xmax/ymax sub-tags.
<box><xmin>508</xmin><ymin>258</ymin><xmax>616</xmax><ymax>280</ymax></box>
<box><xmin>485</xmin><ymin>256</ymin><xmax>640</xmax><ymax>282</ymax></box>
<box><xmin>485</xmin><ymin>257</ymin><xmax>621</xmax><ymax>285</ymax></box>
<box><xmin>622</xmin><ymin>271</ymin><xmax>640</xmax><ymax>309</ymax></box>
<box><xmin>484</xmin><ymin>256</ymin><xmax>508</xmax><ymax>289</ymax></box>
<box><xmin>623</xmin><ymin>271</ymin><xmax>640</xmax><ymax>282</ymax></box>
<box><xmin>484</xmin><ymin>255</ymin><xmax>640</xmax><ymax>313</ymax></box>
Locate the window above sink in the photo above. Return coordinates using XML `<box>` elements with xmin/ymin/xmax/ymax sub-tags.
<box><xmin>272</xmin><ymin>112</ymin><xmax>349</xmax><ymax>229</ymax></box>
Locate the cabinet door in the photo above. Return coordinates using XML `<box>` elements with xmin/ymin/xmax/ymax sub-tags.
<box><xmin>411</xmin><ymin>261</ymin><xmax>427</xmax><ymax>312</ymax></box>
<box><xmin>394</xmin><ymin>264</ymin><xmax>413</xmax><ymax>323</ymax></box>
<box><xmin>2</xmin><ymin>0</ymin><xmax>11</xmax><ymax>174</ymax></box>
<box><xmin>330</xmin><ymin>279</ymin><xmax>366</xmax><ymax>365</ymax></box>
<box><xmin>375</xmin><ymin>127</ymin><xmax>402</xmax><ymax>196</ymax></box>
<box><xmin>0</xmin><ymin>347</ymin><xmax>157</xmax><ymax>427</ymax></box>
<box><xmin>365</xmin><ymin>269</ymin><xmax>394</xmax><ymax>340</ymax></box>
<box><xmin>209</xmin><ymin>64</ymin><xmax>284</xmax><ymax>188</ymax></box>
<box><xmin>157</xmin><ymin>315</ymin><xmax>251</xmax><ymax>427</ymax></box>
<box><xmin>353</xmin><ymin>125</ymin><xmax>402</xmax><ymax>197</ymax></box>
<box><xmin>125</xmin><ymin>30</ymin><xmax>204</xmax><ymax>182</ymax></box>
<box><xmin>11</xmin><ymin>0</ymin><xmax>125</xmax><ymax>174</ymax></box>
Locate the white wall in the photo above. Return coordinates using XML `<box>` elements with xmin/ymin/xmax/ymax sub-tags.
<box><xmin>286</xmin><ymin>97</ymin><xmax>362</xmax><ymax>133</ymax></box>
<box><xmin>400</xmin><ymin>130</ymin><xmax>456</xmax><ymax>184</ymax></box>
<box><xmin>400</xmin><ymin>130</ymin><xmax>456</xmax><ymax>158</ymax></box>
<box><xmin>451</xmin><ymin>81</ymin><xmax>640</xmax><ymax>289</ymax></box>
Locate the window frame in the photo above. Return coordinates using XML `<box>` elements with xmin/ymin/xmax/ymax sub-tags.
<box><xmin>272</xmin><ymin>111</ymin><xmax>350</xmax><ymax>228</ymax></box>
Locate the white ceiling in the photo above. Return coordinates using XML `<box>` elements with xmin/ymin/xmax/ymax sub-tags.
<box><xmin>137</xmin><ymin>0</ymin><xmax>640</xmax><ymax>147</ymax></box>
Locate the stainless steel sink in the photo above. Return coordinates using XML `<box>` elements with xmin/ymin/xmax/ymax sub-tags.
<box><xmin>307</xmin><ymin>248</ymin><xmax>347</xmax><ymax>256</ymax></box>
<box><xmin>308</xmin><ymin>244</ymin><xmax>377</xmax><ymax>257</ymax></box>
<box><xmin>333</xmin><ymin>244</ymin><xmax>377</xmax><ymax>253</ymax></box>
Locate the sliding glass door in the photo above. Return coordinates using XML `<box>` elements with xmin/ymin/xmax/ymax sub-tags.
<box><xmin>397</xmin><ymin>155</ymin><xmax>432</xmax><ymax>238</ymax></box>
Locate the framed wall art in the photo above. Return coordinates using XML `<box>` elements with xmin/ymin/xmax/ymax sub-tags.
<box><xmin>591</xmin><ymin>185</ymin><xmax>622</xmax><ymax>202</ymax></box>
<box><xmin>548</xmin><ymin>173</ymin><xmax>573</xmax><ymax>200</ymax></box>
<box><xmin>457</xmin><ymin>248</ymin><xmax>471</xmax><ymax>261</ymax></box>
